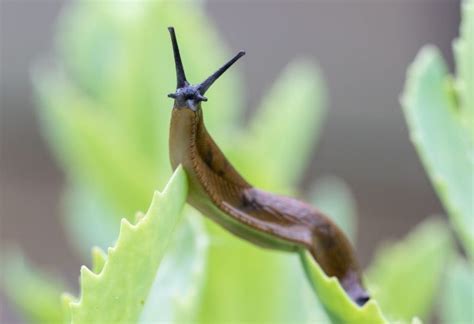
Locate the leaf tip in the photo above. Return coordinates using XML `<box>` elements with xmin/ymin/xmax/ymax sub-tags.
<box><xmin>80</xmin><ymin>265</ymin><xmax>98</xmax><ymax>282</ymax></box>
<box><xmin>134</xmin><ymin>211</ymin><xmax>146</xmax><ymax>223</ymax></box>
<box><xmin>91</xmin><ymin>246</ymin><xmax>107</xmax><ymax>274</ymax></box>
<box><xmin>120</xmin><ymin>217</ymin><xmax>135</xmax><ymax>231</ymax></box>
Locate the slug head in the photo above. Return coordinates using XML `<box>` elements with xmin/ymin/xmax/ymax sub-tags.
<box><xmin>167</xmin><ymin>27</ymin><xmax>245</xmax><ymax>111</ymax></box>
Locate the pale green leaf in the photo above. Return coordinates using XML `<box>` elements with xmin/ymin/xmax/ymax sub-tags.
<box><xmin>401</xmin><ymin>46</ymin><xmax>474</xmax><ymax>258</ymax></box>
<box><xmin>440</xmin><ymin>257</ymin><xmax>474</xmax><ymax>323</ymax></box>
<box><xmin>62</xmin><ymin>182</ymin><xmax>209</xmax><ymax>323</ymax></box>
<box><xmin>67</xmin><ymin>166</ymin><xmax>188</xmax><ymax>322</ymax></box>
<box><xmin>367</xmin><ymin>218</ymin><xmax>453</xmax><ymax>321</ymax></box>
<box><xmin>55</xmin><ymin>0</ymin><xmax>243</xmax><ymax>170</ymax></box>
<box><xmin>277</xmin><ymin>253</ymin><xmax>334</xmax><ymax>324</ymax></box>
<box><xmin>61</xmin><ymin>293</ymin><xmax>74</xmax><ymax>324</ymax></box>
<box><xmin>309</xmin><ymin>175</ymin><xmax>357</xmax><ymax>242</ymax></box>
<box><xmin>196</xmin><ymin>215</ymin><xmax>330</xmax><ymax>324</ymax></box>
<box><xmin>90</xmin><ymin>247</ymin><xmax>107</xmax><ymax>274</ymax></box>
<box><xmin>300</xmin><ymin>251</ymin><xmax>387</xmax><ymax>324</ymax></box>
<box><xmin>139</xmin><ymin>206</ymin><xmax>208</xmax><ymax>323</ymax></box>
<box><xmin>196</xmin><ymin>220</ymin><xmax>303</xmax><ymax>323</ymax></box>
<box><xmin>454</xmin><ymin>0</ymin><xmax>474</xmax><ymax>138</ymax></box>
<box><xmin>411</xmin><ymin>317</ymin><xmax>423</xmax><ymax>324</ymax></box>
<box><xmin>34</xmin><ymin>71</ymin><xmax>157</xmax><ymax>217</ymax></box>
<box><xmin>1</xmin><ymin>252</ymin><xmax>66</xmax><ymax>324</ymax></box>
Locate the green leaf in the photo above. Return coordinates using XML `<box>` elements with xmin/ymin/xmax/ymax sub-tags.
<box><xmin>62</xmin><ymin>183</ymin><xmax>209</xmax><ymax>323</ymax></box>
<box><xmin>367</xmin><ymin>218</ymin><xmax>453</xmax><ymax>321</ymax></box>
<box><xmin>139</xmin><ymin>206</ymin><xmax>208</xmax><ymax>323</ymax></box>
<box><xmin>196</xmin><ymin>220</ymin><xmax>301</xmax><ymax>322</ymax></box>
<box><xmin>309</xmin><ymin>175</ymin><xmax>357</xmax><ymax>242</ymax></box>
<box><xmin>411</xmin><ymin>317</ymin><xmax>423</xmax><ymax>324</ymax></box>
<box><xmin>90</xmin><ymin>247</ymin><xmax>107</xmax><ymax>274</ymax></box>
<box><xmin>34</xmin><ymin>72</ymin><xmax>157</xmax><ymax>218</ymax></box>
<box><xmin>66</xmin><ymin>166</ymin><xmax>188</xmax><ymax>322</ymax></box>
<box><xmin>1</xmin><ymin>251</ymin><xmax>66</xmax><ymax>323</ymax></box>
<box><xmin>454</xmin><ymin>0</ymin><xmax>474</xmax><ymax>138</ymax></box>
<box><xmin>61</xmin><ymin>293</ymin><xmax>74</xmax><ymax>324</ymax></box>
<box><xmin>401</xmin><ymin>46</ymin><xmax>474</xmax><ymax>258</ymax></box>
<box><xmin>300</xmin><ymin>251</ymin><xmax>387</xmax><ymax>324</ymax></box>
<box><xmin>197</xmin><ymin>232</ymin><xmax>330</xmax><ymax>323</ymax></box>
<box><xmin>55</xmin><ymin>0</ymin><xmax>243</xmax><ymax>171</ymax></box>
<box><xmin>440</xmin><ymin>256</ymin><xmax>474</xmax><ymax>323</ymax></box>
<box><xmin>229</xmin><ymin>60</ymin><xmax>327</xmax><ymax>191</ymax></box>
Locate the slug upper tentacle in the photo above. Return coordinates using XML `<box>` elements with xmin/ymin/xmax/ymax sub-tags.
<box><xmin>166</xmin><ymin>27</ymin><xmax>370</xmax><ymax>306</ymax></box>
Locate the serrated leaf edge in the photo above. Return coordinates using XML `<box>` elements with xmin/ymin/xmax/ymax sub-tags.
<box><xmin>66</xmin><ymin>166</ymin><xmax>187</xmax><ymax>320</ymax></box>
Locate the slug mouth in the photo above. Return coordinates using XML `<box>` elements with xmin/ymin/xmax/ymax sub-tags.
<box><xmin>167</xmin><ymin>26</ymin><xmax>245</xmax><ymax>109</ymax></box>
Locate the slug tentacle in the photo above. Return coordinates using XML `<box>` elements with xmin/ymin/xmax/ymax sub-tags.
<box><xmin>168</xmin><ymin>27</ymin><xmax>188</xmax><ymax>88</ymax></box>
<box><xmin>198</xmin><ymin>51</ymin><xmax>246</xmax><ymax>95</ymax></box>
<box><xmin>166</xmin><ymin>27</ymin><xmax>370</xmax><ymax>306</ymax></box>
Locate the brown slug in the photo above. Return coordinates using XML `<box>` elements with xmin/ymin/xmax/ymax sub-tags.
<box><xmin>166</xmin><ymin>27</ymin><xmax>370</xmax><ymax>306</ymax></box>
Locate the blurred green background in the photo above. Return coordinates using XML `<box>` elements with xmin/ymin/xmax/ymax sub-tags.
<box><xmin>0</xmin><ymin>0</ymin><xmax>466</xmax><ymax>323</ymax></box>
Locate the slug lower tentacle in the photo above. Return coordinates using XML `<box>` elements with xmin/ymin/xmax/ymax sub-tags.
<box><xmin>166</xmin><ymin>27</ymin><xmax>370</xmax><ymax>306</ymax></box>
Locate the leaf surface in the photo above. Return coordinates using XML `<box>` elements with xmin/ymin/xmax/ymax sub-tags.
<box><xmin>367</xmin><ymin>218</ymin><xmax>453</xmax><ymax>321</ymax></box>
<box><xmin>454</xmin><ymin>0</ymin><xmax>474</xmax><ymax>139</ymax></box>
<box><xmin>440</xmin><ymin>257</ymin><xmax>474</xmax><ymax>323</ymax></box>
<box><xmin>401</xmin><ymin>46</ymin><xmax>474</xmax><ymax>258</ymax></box>
<box><xmin>67</xmin><ymin>167</ymin><xmax>188</xmax><ymax>323</ymax></box>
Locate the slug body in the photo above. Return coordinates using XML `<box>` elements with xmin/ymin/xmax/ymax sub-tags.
<box><xmin>166</xmin><ymin>27</ymin><xmax>370</xmax><ymax>306</ymax></box>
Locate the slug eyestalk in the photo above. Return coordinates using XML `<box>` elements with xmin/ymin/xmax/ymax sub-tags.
<box><xmin>167</xmin><ymin>27</ymin><xmax>245</xmax><ymax>110</ymax></box>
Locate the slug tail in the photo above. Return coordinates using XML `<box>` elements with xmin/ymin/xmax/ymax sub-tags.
<box><xmin>339</xmin><ymin>269</ymin><xmax>370</xmax><ymax>306</ymax></box>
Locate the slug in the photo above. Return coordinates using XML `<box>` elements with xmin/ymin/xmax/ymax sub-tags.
<box><xmin>167</xmin><ymin>27</ymin><xmax>370</xmax><ymax>306</ymax></box>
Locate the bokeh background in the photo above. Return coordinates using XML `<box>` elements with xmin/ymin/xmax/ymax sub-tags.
<box><xmin>0</xmin><ymin>0</ymin><xmax>461</xmax><ymax>322</ymax></box>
